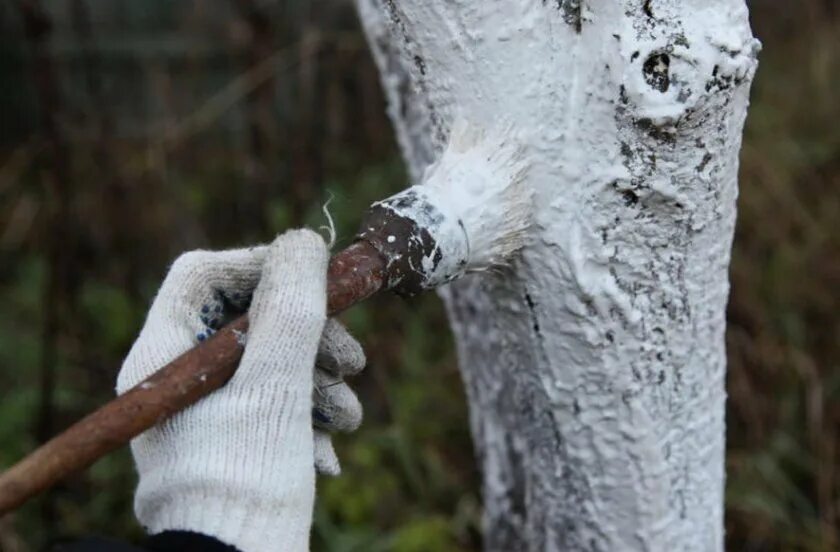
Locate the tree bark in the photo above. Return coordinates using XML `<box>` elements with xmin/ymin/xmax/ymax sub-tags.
<box><xmin>354</xmin><ymin>1</ymin><xmax>759</xmax><ymax>550</ymax></box>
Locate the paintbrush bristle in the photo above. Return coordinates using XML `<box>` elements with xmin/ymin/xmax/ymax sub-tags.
<box><xmin>357</xmin><ymin>120</ymin><xmax>532</xmax><ymax>295</ymax></box>
<box><xmin>422</xmin><ymin>120</ymin><xmax>532</xmax><ymax>272</ymax></box>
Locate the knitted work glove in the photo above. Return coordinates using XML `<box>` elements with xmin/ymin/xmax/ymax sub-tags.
<box><xmin>116</xmin><ymin>230</ymin><xmax>364</xmax><ymax>552</ymax></box>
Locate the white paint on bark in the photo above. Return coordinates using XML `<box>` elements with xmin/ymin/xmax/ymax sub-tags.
<box><xmin>355</xmin><ymin>1</ymin><xmax>760</xmax><ymax>550</ymax></box>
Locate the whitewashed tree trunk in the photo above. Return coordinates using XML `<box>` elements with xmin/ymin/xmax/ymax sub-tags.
<box><xmin>354</xmin><ymin>1</ymin><xmax>760</xmax><ymax>550</ymax></box>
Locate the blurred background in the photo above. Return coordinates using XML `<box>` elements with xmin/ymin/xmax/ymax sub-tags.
<box><xmin>0</xmin><ymin>1</ymin><xmax>836</xmax><ymax>550</ymax></box>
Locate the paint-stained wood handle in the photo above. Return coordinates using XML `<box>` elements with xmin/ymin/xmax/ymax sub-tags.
<box><xmin>0</xmin><ymin>240</ymin><xmax>387</xmax><ymax>516</ymax></box>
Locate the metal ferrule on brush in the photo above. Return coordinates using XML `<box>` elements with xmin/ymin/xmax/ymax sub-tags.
<box><xmin>357</xmin><ymin>186</ymin><xmax>470</xmax><ymax>297</ymax></box>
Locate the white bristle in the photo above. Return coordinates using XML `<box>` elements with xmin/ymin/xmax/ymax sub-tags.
<box><xmin>423</xmin><ymin>120</ymin><xmax>532</xmax><ymax>271</ymax></box>
<box><xmin>376</xmin><ymin>120</ymin><xmax>532</xmax><ymax>289</ymax></box>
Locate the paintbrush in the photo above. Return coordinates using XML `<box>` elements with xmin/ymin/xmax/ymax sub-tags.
<box><xmin>0</xmin><ymin>122</ymin><xmax>531</xmax><ymax>515</ymax></box>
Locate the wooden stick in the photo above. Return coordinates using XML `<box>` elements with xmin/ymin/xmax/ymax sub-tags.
<box><xmin>0</xmin><ymin>240</ymin><xmax>386</xmax><ymax>516</ymax></box>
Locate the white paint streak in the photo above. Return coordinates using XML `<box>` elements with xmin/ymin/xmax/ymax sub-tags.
<box><xmin>356</xmin><ymin>0</ymin><xmax>759</xmax><ymax>550</ymax></box>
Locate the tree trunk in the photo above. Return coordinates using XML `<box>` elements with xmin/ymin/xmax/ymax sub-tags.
<box><xmin>354</xmin><ymin>1</ymin><xmax>759</xmax><ymax>550</ymax></box>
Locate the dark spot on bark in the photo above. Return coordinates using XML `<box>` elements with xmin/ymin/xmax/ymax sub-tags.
<box><xmin>384</xmin><ymin>0</ymin><xmax>401</xmax><ymax>26</ymax></box>
<box><xmin>634</xmin><ymin>118</ymin><xmax>677</xmax><ymax>144</ymax></box>
<box><xmin>427</xmin><ymin>101</ymin><xmax>447</xmax><ymax>145</ymax></box>
<box><xmin>524</xmin><ymin>293</ymin><xmax>541</xmax><ymax>334</ymax></box>
<box><xmin>706</xmin><ymin>64</ymin><xmax>736</xmax><ymax>92</ymax></box>
<box><xmin>643</xmin><ymin>0</ymin><xmax>654</xmax><ymax>18</ymax></box>
<box><xmin>619</xmin><ymin>85</ymin><xmax>629</xmax><ymax>104</ymax></box>
<box><xmin>573</xmin><ymin>399</ymin><xmax>581</xmax><ymax>415</ymax></box>
<box><xmin>544</xmin><ymin>0</ymin><xmax>582</xmax><ymax>32</ymax></box>
<box><xmin>620</xmin><ymin>142</ymin><xmax>633</xmax><ymax>160</ymax></box>
<box><xmin>656</xmin><ymin>352</ymin><xmax>664</xmax><ymax>361</ymax></box>
<box><xmin>643</xmin><ymin>53</ymin><xmax>670</xmax><ymax>92</ymax></box>
<box><xmin>606</xmin><ymin>330</ymin><xmax>614</xmax><ymax>343</ymax></box>
<box><xmin>563</xmin><ymin>516</ymin><xmax>577</xmax><ymax>535</ymax></box>
<box><xmin>524</xmin><ymin>293</ymin><xmax>536</xmax><ymax>310</ymax></box>
<box><xmin>658</xmin><ymin>370</ymin><xmax>666</xmax><ymax>384</ymax></box>
<box><xmin>622</xmin><ymin>189</ymin><xmax>639</xmax><ymax>206</ymax></box>
<box><xmin>631</xmin><ymin>51</ymin><xmax>640</xmax><ymax>62</ymax></box>
<box><xmin>674</xmin><ymin>33</ymin><xmax>690</xmax><ymax>48</ymax></box>
<box><xmin>547</xmin><ymin>409</ymin><xmax>564</xmax><ymax>442</ymax></box>
<box><xmin>413</xmin><ymin>54</ymin><xmax>426</xmax><ymax>76</ymax></box>
<box><xmin>635</xmin><ymin>117</ymin><xmax>654</xmax><ymax>132</ymax></box>
<box><xmin>661</xmin><ymin>298</ymin><xmax>683</xmax><ymax>321</ymax></box>
<box><xmin>678</xmin><ymin>488</ymin><xmax>687</xmax><ymax>519</ymax></box>
<box><xmin>696</xmin><ymin>152</ymin><xmax>713</xmax><ymax>172</ymax></box>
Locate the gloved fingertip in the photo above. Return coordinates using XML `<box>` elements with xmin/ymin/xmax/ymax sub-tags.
<box><xmin>313</xmin><ymin>379</ymin><xmax>363</xmax><ymax>433</ymax></box>
<box><xmin>268</xmin><ymin>229</ymin><xmax>328</xmax><ymax>269</ymax></box>
<box><xmin>314</xmin><ymin>431</ymin><xmax>341</xmax><ymax>476</ymax></box>
<box><xmin>163</xmin><ymin>246</ymin><xmax>269</xmax><ymax>297</ymax></box>
<box><xmin>317</xmin><ymin>319</ymin><xmax>367</xmax><ymax>376</ymax></box>
<box><xmin>248</xmin><ymin>228</ymin><xmax>329</xmax><ymax>334</ymax></box>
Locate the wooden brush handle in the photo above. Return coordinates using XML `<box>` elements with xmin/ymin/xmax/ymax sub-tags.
<box><xmin>0</xmin><ymin>240</ymin><xmax>387</xmax><ymax>516</ymax></box>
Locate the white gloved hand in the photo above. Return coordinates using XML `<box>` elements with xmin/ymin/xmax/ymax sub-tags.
<box><xmin>116</xmin><ymin>229</ymin><xmax>365</xmax><ymax>552</ymax></box>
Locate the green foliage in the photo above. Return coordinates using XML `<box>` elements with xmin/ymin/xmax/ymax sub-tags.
<box><xmin>79</xmin><ymin>284</ymin><xmax>140</xmax><ymax>354</ymax></box>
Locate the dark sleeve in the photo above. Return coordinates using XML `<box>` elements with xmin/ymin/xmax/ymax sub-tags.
<box><xmin>51</xmin><ymin>531</ymin><xmax>241</xmax><ymax>552</ymax></box>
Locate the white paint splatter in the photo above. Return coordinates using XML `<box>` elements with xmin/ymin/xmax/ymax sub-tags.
<box><xmin>233</xmin><ymin>329</ymin><xmax>248</xmax><ymax>346</ymax></box>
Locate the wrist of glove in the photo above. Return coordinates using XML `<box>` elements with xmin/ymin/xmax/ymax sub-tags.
<box><xmin>117</xmin><ymin>229</ymin><xmax>365</xmax><ymax>552</ymax></box>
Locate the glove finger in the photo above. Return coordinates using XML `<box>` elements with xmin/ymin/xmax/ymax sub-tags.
<box><xmin>313</xmin><ymin>368</ymin><xmax>363</xmax><ymax>433</ymax></box>
<box><xmin>118</xmin><ymin>245</ymin><xmax>268</xmax><ymax>393</ymax></box>
<box><xmin>154</xmin><ymin>246</ymin><xmax>268</xmax><ymax>342</ymax></box>
<box><xmin>316</xmin><ymin>319</ymin><xmax>366</xmax><ymax>377</ymax></box>
<box><xmin>313</xmin><ymin>430</ymin><xmax>341</xmax><ymax>476</ymax></box>
<box><xmin>237</xmin><ymin>229</ymin><xmax>328</xmax><ymax>387</ymax></box>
